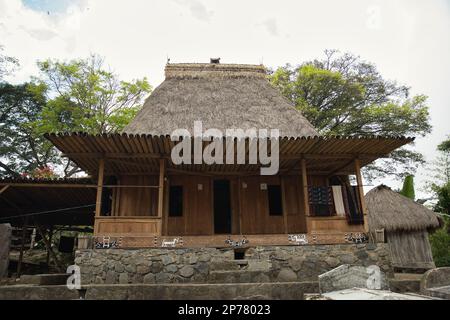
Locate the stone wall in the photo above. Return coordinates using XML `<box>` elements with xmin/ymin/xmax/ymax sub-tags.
<box><xmin>75</xmin><ymin>243</ymin><xmax>392</xmax><ymax>285</ymax></box>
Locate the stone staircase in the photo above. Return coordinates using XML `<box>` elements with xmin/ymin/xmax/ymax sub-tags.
<box><xmin>208</xmin><ymin>259</ymin><xmax>274</xmax><ymax>283</ymax></box>
<box><xmin>0</xmin><ymin>258</ymin><xmax>320</xmax><ymax>300</ymax></box>
<box><xmin>0</xmin><ymin>281</ymin><xmax>319</xmax><ymax>300</ymax></box>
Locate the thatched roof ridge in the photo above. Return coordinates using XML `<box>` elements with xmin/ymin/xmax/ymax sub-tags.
<box><xmin>165</xmin><ymin>63</ymin><xmax>267</xmax><ymax>79</ymax></box>
<box><xmin>45</xmin><ymin>131</ymin><xmax>414</xmax><ymax>140</ymax></box>
<box><xmin>123</xmin><ymin>62</ymin><xmax>319</xmax><ymax>137</ymax></box>
<box><xmin>366</xmin><ymin>185</ymin><xmax>441</xmax><ymax>232</ymax></box>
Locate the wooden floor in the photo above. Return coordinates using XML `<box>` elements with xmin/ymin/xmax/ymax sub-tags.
<box><xmin>91</xmin><ymin>232</ymin><xmax>369</xmax><ymax>249</ymax></box>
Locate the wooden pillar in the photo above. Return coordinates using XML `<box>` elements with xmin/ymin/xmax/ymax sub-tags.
<box><xmin>45</xmin><ymin>226</ymin><xmax>53</xmax><ymax>266</ymax></box>
<box><xmin>281</xmin><ymin>177</ymin><xmax>288</xmax><ymax>234</ymax></box>
<box><xmin>354</xmin><ymin>158</ymin><xmax>368</xmax><ymax>232</ymax></box>
<box><xmin>301</xmin><ymin>159</ymin><xmax>310</xmax><ymax>217</ymax></box>
<box><xmin>35</xmin><ymin>223</ymin><xmax>63</xmax><ymax>273</ymax></box>
<box><xmin>158</xmin><ymin>159</ymin><xmax>165</xmax><ymax>236</ymax></box>
<box><xmin>95</xmin><ymin>159</ymin><xmax>105</xmax><ymax>217</ymax></box>
<box><xmin>17</xmin><ymin>217</ymin><xmax>28</xmax><ymax>278</ymax></box>
<box><xmin>163</xmin><ymin>176</ymin><xmax>170</xmax><ymax>236</ymax></box>
<box><xmin>237</xmin><ymin>177</ymin><xmax>243</xmax><ymax>235</ymax></box>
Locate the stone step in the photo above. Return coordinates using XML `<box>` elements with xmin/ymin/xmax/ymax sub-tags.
<box><xmin>388</xmin><ymin>273</ymin><xmax>423</xmax><ymax>293</ymax></box>
<box><xmin>0</xmin><ymin>285</ymin><xmax>79</xmax><ymax>300</ymax></box>
<box><xmin>19</xmin><ymin>274</ymin><xmax>70</xmax><ymax>286</ymax></box>
<box><xmin>209</xmin><ymin>260</ymin><xmax>241</xmax><ymax>271</ymax></box>
<box><xmin>0</xmin><ymin>282</ymin><xmax>319</xmax><ymax>300</ymax></box>
<box><xmin>208</xmin><ymin>270</ymin><xmax>273</xmax><ymax>283</ymax></box>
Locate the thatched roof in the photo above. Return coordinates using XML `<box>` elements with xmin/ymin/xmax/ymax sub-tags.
<box><xmin>366</xmin><ymin>185</ymin><xmax>441</xmax><ymax>232</ymax></box>
<box><xmin>123</xmin><ymin>63</ymin><xmax>319</xmax><ymax>137</ymax></box>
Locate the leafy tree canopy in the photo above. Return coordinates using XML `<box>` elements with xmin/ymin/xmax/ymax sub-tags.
<box><xmin>0</xmin><ymin>53</ymin><xmax>152</xmax><ymax>178</ymax></box>
<box><xmin>438</xmin><ymin>138</ymin><xmax>450</xmax><ymax>153</ymax></box>
<box><xmin>0</xmin><ymin>82</ymin><xmax>60</xmax><ymax>178</ymax></box>
<box><xmin>428</xmin><ymin>136</ymin><xmax>450</xmax><ymax>192</ymax></box>
<box><xmin>269</xmin><ymin>50</ymin><xmax>432</xmax><ymax>180</ymax></box>
<box><xmin>33</xmin><ymin>54</ymin><xmax>152</xmax><ymax>135</ymax></box>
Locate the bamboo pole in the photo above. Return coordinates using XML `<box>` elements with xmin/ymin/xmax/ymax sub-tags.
<box><xmin>0</xmin><ymin>184</ymin><xmax>159</xmax><ymax>188</ymax></box>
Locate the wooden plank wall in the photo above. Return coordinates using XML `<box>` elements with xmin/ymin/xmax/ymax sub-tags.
<box><xmin>282</xmin><ymin>176</ymin><xmax>307</xmax><ymax>233</ymax></box>
<box><xmin>240</xmin><ymin>176</ymin><xmax>284</xmax><ymax>234</ymax></box>
<box><xmin>167</xmin><ymin>175</ymin><xmax>213</xmax><ymax>236</ymax></box>
<box><xmin>113</xmin><ymin>175</ymin><xmax>158</xmax><ymax>217</ymax></box>
<box><xmin>111</xmin><ymin>173</ymin><xmax>345</xmax><ymax>236</ymax></box>
<box><xmin>95</xmin><ymin>217</ymin><xmax>161</xmax><ymax>235</ymax></box>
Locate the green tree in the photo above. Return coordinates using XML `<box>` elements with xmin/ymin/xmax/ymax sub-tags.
<box><xmin>0</xmin><ymin>83</ymin><xmax>60</xmax><ymax>178</ymax></box>
<box><xmin>27</xmin><ymin>55</ymin><xmax>152</xmax><ymax>177</ymax></box>
<box><xmin>269</xmin><ymin>50</ymin><xmax>431</xmax><ymax>180</ymax></box>
<box><xmin>435</xmin><ymin>138</ymin><xmax>450</xmax><ymax>186</ymax></box>
<box><xmin>399</xmin><ymin>175</ymin><xmax>415</xmax><ymax>200</ymax></box>
<box><xmin>428</xmin><ymin>138</ymin><xmax>450</xmax><ymax>267</ymax></box>
<box><xmin>427</xmin><ymin>137</ymin><xmax>450</xmax><ymax>198</ymax></box>
<box><xmin>431</xmin><ymin>138</ymin><xmax>450</xmax><ymax>214</ymax></box>
<box><xmin>33</xmin><ymin>54</ymin><xmax>152</xmax><ymax>134</ymax></box>
<box><xmin>434</xmin><ymin>182</ymin><xmax>450</xmax><ymax>215</ymax></box>
<box><xmin>429</xmin><ymin>216</ymin><xmax>450</xmax><ymax>267</ymax></box>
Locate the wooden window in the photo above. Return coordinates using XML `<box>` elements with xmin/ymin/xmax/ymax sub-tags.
<box><xmin>308</xmin><ymin>186</ymin><xmax>333</xmax><ymax>217</ymax></box>
<box><xmin>267</xmin><ymin>185</ymin><xmax>283</xmax><ymax>216</ymax></box>
<box><xmin>169</xmin><ymin>186</ymin><xmax>183</xmax><ymax>217</ymax></box>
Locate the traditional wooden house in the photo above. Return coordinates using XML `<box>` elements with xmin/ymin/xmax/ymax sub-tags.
<box><xmin>3</xmin><ymin>61</ymin><xmax>414</xmax><ymax>249</ymax></box>
<box><xmin>366</xmin><ymin>185</ymin><xmax>442</xmax><ymax>271</ymax></box>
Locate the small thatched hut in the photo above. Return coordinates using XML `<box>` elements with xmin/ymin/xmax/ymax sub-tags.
<box><xmin>366</xmin><ymin>185</ymin><xmax>441</xmax><ymax>271</ymax></box>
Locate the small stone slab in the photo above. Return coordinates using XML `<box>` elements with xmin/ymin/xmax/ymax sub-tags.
<box><xmin>319</xmin><ymin>264</ymin><xmax>388</xmax><ymax>293</ymax></box>
<box><xmin>425</xmin><ymin>286</ymin><xmax>450</xmax><ymax>300</ymax></box>
<box><xmin>322</xmin><ymin>288</ymin><xmax>436</xmax><ymax>300</ymax></box>
<box><xmin>421</xmin><ymin>267</ymin><xmax>450</xmax><ymax>291</ymax></box>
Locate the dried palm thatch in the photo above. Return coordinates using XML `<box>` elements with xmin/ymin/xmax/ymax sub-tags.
<box><xmin>123</xmin><ymin>63</ymin><xmax>318</xmax><ymax>137</ymax></box>
<box><xmin>366</xmin><ymin>185</ymin><xmax>441</xmax><ymax>232</ymax></box>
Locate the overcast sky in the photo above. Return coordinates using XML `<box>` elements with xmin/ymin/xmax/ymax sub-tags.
<box><xmin>1</xmin><ymin>0</ymin><xmax>449</xmax><ymax>197</ymax></box>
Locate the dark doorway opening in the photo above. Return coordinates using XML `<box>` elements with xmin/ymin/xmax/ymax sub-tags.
<box><xmin>213</xmin><ymin>180</ymin><xmax>232</xmax><ymax>234</ymax></box>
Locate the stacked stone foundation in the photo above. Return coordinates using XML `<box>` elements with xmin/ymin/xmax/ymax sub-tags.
<box><xmin>75</xmin><ymin>244</ymin><xmax>392</xmax><ymax>285</ymax></box>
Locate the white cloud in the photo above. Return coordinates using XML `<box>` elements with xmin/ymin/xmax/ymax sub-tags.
<box><xmin>259</xmin><ymin>18</ymin><xmax>279</xmax><ymax>36</ymax></box>
<box><xmin>172</xmin><ymin>0</ymin><xmax>214</xmax><ymax>22</ymax></box>
<box><xmin>0</xmin><ymin>0</ymin><xmax>449</xmax><ymax>197</ymax></box>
